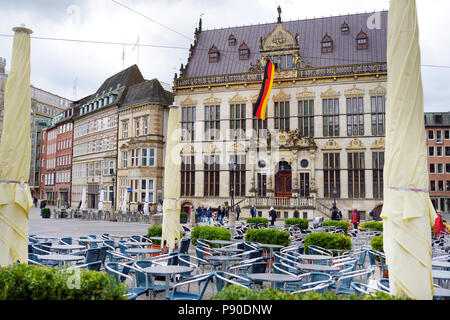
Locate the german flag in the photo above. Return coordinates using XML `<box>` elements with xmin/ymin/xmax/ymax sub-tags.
<box><xmin>253</xmin><ymin>58</ymin><xmax>275</xmax><ymax>121</ymax></box>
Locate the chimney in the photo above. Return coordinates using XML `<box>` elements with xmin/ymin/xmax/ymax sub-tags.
<box><xmin>0</xmin><ymin>57</ymin><xmax>5</xmax><ymax>74</ymax></box>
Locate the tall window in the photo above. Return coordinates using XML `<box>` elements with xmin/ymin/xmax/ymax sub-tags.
<box><xmin>181</xmin><ymin>107</ymin><xmax>196</xmax><ymax>142</ymax></box>
<box><xmin>347</xmin><ymin>97</ymin><xmax>364</xmax><ymax>136</ymax></box>
<box><xmin>140</xmin><ymin>179</ymin><xmax>155</xmax><ymax>203</ymax></box>
<box><xmin>257</xmin><ymin>173</ymin><xmax>267</xmax><ymax>197</ymax></box>
<box><xmin>373</xmin><ymin>152</ymin><xmax>384</xmax><ymax>199</ymax></box>
<box><xmin>348</xmin><ymin>152</ymin><xmax>365</xmax><ymax>198</ymax></box>
<box><xmin>275</xmin><ymin>101</ymin><xmax>290</xmax><ymax>131</ymax></box>
<box><xmin>143</xmin><ymin>118</ymin><xmax>148</xmax><ymax>135</ymax></box>
<box><xmin>323</xmin><ymin>153</ymin><xmax>340</xmax><ymax>198</ymax></box>
<box><xmin>122</xmin><ymin>122</ymin><xmax>128</xmax><ymax>139</ymax></box>
<box><xmin>298</xmin><ymin>100</ymin><xmax>314</xmax><ymax>137</ymax></box>
<box><xmin>135</xmin><ymin>120</ymin><xmax>140</xmax><ymax>137</ymax></box>
<box><xmin>271</xmin><ymin>54</ymin><xmax>293</xmax><ymax>70</ymax></box>
<box><xmin>181</xmin><ymin>155</ymin><xmax>195</xmax><ymax>197</ymax></box>
<box><xmin>230</xmin><ymin>104</ymin><xmax>246</xmax><ymax>140</ymax></box>
<box><xmin>252</xmin><ymin>103</ymin><xmax>267</xmax><ymax>139</ymax></box>
<box><xmin>205</xmin><ymin>105</ymin><xmax>220</xmax><ymax>140</ymax></box>
<box><xmin>323</xmin><ymin>98</ymin><xmax>340</xmax><ymax>137</ymax></box>
<box><xmin>141</xmin><ymin>148</ymin><xmax>156</xmax><ymax>167</ymax></box>
<box><xmin>230</xmin><ymin>155</ymin><xmax>246</xmax><ymax>197</ymax></box>
<box><xmin>371</xmin><ymin>96</ymin><xmax>385</xmax><ymax>135</ymax></box>
<box><xmin>122</xmin><ymin>150</ymin><xmax>127</xmax><ymax>168</ymax></box>
<box><xmin>131</xmin><ymin>149</ymin><xmax>139</xmax><ymax>167</ymax></box>
<box><xmin>204</xmin><ymin>155</ymin><xmax>220</xmax><ymax>197</ymax></box>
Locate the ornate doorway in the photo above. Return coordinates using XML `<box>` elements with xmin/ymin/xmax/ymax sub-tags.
<box><xmin>275</xmin><ymin>161</ymin><xmax>292</xmax><ymax>198</ymax></box>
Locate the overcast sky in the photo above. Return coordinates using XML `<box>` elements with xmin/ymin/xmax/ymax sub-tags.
<box><xmin>0</xmin><ymin>0</ymin><xmax>449</xmax><ymax>112</ymax></box>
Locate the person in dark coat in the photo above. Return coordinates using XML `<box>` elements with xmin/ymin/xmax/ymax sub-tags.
<box><xmin>250</xmin><ymin>205</ymin><xmax>257</xmax><ymax>218</ymax></box>
<box><xmin>269</xmin><ymin>207</ymin><xmax>277</xmax><ymax>226</ymax></box>
<box><xmin>293</xmin><ymin>208</ymin><xmax>300</xmax><ymax>219</ymax></box>
<box><xmin>218</xmin><ymin>204</ymin><xmax>225</xmax><ymax>225</ymax></box>
<box><xmin>235</xmin><ymin>204</ymin><xmax>241</xmax><ymax>221</ymax></box>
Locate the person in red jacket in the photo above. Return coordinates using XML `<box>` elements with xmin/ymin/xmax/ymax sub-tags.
<box><xmin>352</xmin><ymin>209</ymin><xmax>360</xmax><ymax>230</ymax></box>
<box><xmin>434</xmin><ymin>212</ymin><xmax>447</xmax><ymax>237</ymax></box>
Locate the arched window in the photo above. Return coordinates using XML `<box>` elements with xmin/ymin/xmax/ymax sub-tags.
<box><xmin>208</xmin><ymin>44</ymin><xmax>220</xmax><ymax>63</ymax></box>
<box><xmin>238</xmin><ymin>41</ymin><xmax>250</xmax><ymax>60</ymax></box>
<box><xmin>321</xmin><ymin>33</ymin><xmax>333</xmax><ymax>53</ymax></box>
<box><xmin>356</xmin><ymin>29</ymin><xmax>368</xmax><ymax>50</ymax></box>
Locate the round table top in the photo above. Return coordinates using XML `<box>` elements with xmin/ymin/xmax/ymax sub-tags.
<box><xmin>125</xmin><ymin>248</ymin><xmax>161</xmax><ymax>255</ymax></box>
<box><xmin>247</xmin><ymin>273</ymin><xmax>299</xmax><ymax>283</ymax></box>
<box><xmin>33</xmin><ymin>235</ymin><xmax>58</xmax><ymax>240</ymax></box>
<box><xmin>50</xmin><ymin>245</ymin><xmax>86</xmax><ymax>251</ymax></box>
<box><xmin>76</xmin><ymin>238</ymin><xmax>104</xmax><ymax>243</ymax></box>
<box><xmin>215</xmin><ymin>248</ymin><xmax>244</xmax><ymax>254</ymax></box>
<box><xmin>432</xmin><ymin>261</ymin><xmax>450</xmax><ymax>269</ymax></box>
<box><xmin>36</xmin><ymin>254</ymin><xmax>84</xmax><ymax>262</ymax></box>
<box><xmin>206</xmin><ymin>240</ymin><xmax>236</xmax><ymax>246</ymax></box>
<box><xmin>432</xmin><ymin>269</ymin><xmax>450</xmax><ymax>280</ymax></box>
<box><xmin>257</xmin><ymin>243</ymin><xmax>285</xmax><ymax>249</ymax></box>
<box><xmin>434</xmin><ymin>287</ymin><xmax>450</xmax><ymax>298</ymax></box>
<box><xmin>295</xmin><ymin>263</ymin><xmax>340</xmax><ymax>273</ymax></box>
<box><xmin>205</xmin><ymin>255</ymin><xmax>244</xmax><ymax>262</ymax></box>
<box><xmin>298</xmin><ymin>254</ymin><xmax>333</xmax><ymax>261</ymax></box>
<box><xmin>122</xmin><ymin>242</ymin><xmax>151</xmax><ymax>246</ymax></box>
<box><xmin>142</xmin><ymin>265</ymin><xmax>193</xmax><ymax>276</ymax></box>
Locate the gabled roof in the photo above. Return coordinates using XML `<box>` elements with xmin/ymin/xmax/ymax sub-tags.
<box><xmin>95</xmin><ymin>64</ymin><xmax>144</xmax><ymax>96</ymax></box>
<box><xmin>184</xmin><ymin>11</ymin><xmax>387</xmax><ymax>78</ymax></box>
<box><xmin>425</xmin><ymin>112</ymin><xmax>450</xmax><ymax>127</ymax></box>
<box><xmin>121</xmin><ymin>79</ymin><xmax>174</xmax><ymax>108</ymax></box>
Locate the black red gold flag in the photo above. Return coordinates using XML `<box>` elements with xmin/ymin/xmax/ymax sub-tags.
<box><xmin>253</xmin><ymin>58</ymin><xmax>275</xmax><ymax>121</ymax></box>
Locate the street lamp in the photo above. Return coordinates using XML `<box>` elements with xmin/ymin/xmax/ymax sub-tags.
<box><xmin>112</xmin><ymin>175</ymin><xmax>116</xmax><ymax>209</ymax></box>
<box><xmin>332</xmin><ymin>187</ymin><xmax>338</xmax><ymax>208</ymax></box>
<box><xmin>229</xmin><ymin>160</ymin><xmax>238</xmax><ymax>225</ymax></box>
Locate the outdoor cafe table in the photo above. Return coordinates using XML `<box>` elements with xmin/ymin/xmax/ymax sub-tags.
<box><xmin>206</xmin><ymin>240</ymin><xmax>236</xmax><ymax>247</ymax></box>
<box><xmin>256</xmin><ymin>243</ymin><xmax>284</xmax><ymax>272</ymax></box>
<box><xmin>297</xmin><ymin>254</ymin><xmax>333</xmax><ymax>264</ymax></box>
<box><xmin>122</xmin><ymin>242</ymin><xmax>152</xmax><ymax>247</ymax></box>
<box><xmin>36</xmin><ymin>254</ymin><xmax>84</xmax><ymax>268</ymax></box>
<box><xmin>432</xmin><ymin>270</ymin><xmax>450</xmax><ymax>288</ymax></box>
<box><xmin>125</xmin><ymin>248</ymin><xmax>161</xmax><ymax>260</ymax></box>
<box><xmin>215</xmin><ymin>247</ymin><xmax>244</xmax><ymax>255</ymax></box>
<box><xmin>432</xmin><ymin>261</ymin><xmax>450</xmax><ymax>270</ymax></box>
<box><xmin>246</xmin><ymin>273</ymin><xmax>300</xmax><ymax>292</ymax></box>
<box><xmin>32</xmin><ymin>235</ymin><xmax>59</xmax><ymax>242</ymax></box>
<box><xmin>50</xmin><ymin>244</ymin><xmax>86</xmax><ymax>253</ymax></box>
<box><xmin>142</xmin><ymin>265</ymin><xmax>193</xmax><ymax>295</ymax></box>
<box><xmin>434</xmin><ymin>287</ymin><xmax>450</xmax><ymax>300</ymax></box>
<box><xmin>205</xmin><ymin>255</ymin><xmax>243</xmax><ymax>271</ymax></box>
<box><xmin>75</xmin><ymin>238</ymin><xmax>104</xmax><ymax>248</ymax></box>
<box><xmin>295</xmin><ymin>263</ymin><xmax>340</xmax><ymax>273</ymax></box>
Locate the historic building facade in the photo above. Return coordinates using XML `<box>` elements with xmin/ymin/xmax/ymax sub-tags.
<box><xmin>71</xmin><ymin>65</ymin><xmax>145</xmax><ymax>210</ymax></box>
<box><xmin>116</xmin><ymin>79</ymin><xmax>173</xmax><ymax>212</ymax></box>
<box><xmin>173</xmin><ymin>11</ymin><xmax>388</xmax><ymax>220</ymax></box>
<box><xmin>425</xmin><ymin>112</ymin><xmax>450</xmax><ymax>214</ymax></box>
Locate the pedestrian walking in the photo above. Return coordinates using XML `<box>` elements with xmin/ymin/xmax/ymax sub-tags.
<box><xmin>235</xmin><ymin>204</ymin><xmax>241</xmax><ymax>221</ymax></box>
<box><xmin>218</xmin><ymin>204</ymin><xmax>225</xmax><ymax>225</ymax></box>
<box><xmin>331</xmin><ymin>205</ymin><xmax>339</xmax><ymax>221</ymax></box>
<box><xmin>434</xmin><ymin>212</ymin><xmax>447</xmax><ymax>238</ymax></box>
<box><xmin>352</xmin><ymin>209</ymin><xmax>360</xmax><ymax>230</ymax></box>
<box><xmin>269</xmin><ymin>207</ymin><xmax>277</xmax><ymax>226</ymax></box>
<box><xmin>370</xmin><ymin>208</ymin><xmax>377</xmax><ymax>221</ymax></box>
<box><xmin>250</xmin><ymin>205</ymin><xmax>257</xmax><ymax>218</ymax></box>
<box><xmin>293</xmin><ymin>208</ymin><xmax>300</xmax><ymax>219</ymax></box>
<box><xmin>206</xmin><ymin>207</ymin><xmax>213</xmax><ymax>225</ymax></box>
<box><xmin>33</xmin><ymin>197</ymin><xmax>38</xmax><ymax>208</ymax></box>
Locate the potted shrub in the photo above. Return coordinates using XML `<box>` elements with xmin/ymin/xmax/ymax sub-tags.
<box><xmin>41</xmin><ymin>208</ymin><xmax>51</xmax><ymax>219</ymax></box>
<box><xmin>245</xmin><ymin>229</ymin><xmax>290</xmax><ymax>247</ymax></box>
<box><xmin>322</xmin><ymin>220</ymin><xmax>349</xmax><ymax>232</ymax></box>
<box><xmin>303</xmin><ymin>232</ymin><xmax>351</xmax><ymax>256</ymax></box>
<box><xmin>370</xmin><ymin>235</ymin><xmax>388</xmax><ymax>278</ymax></box>
<box><xmin>191</xmin><ymin>226</ymin><xmax>231</xmax><ymax>247</ymax></box>
<box><xmin>361</xmin><ymin>221</ymin><xmax>383</xmax><ymax>232</ymax></box>
<box><xmin>285</xmin><ymin>218</ymin><xmax>309</xmax><ymax>230</ymax></box>
<box><xmin>0</xmin><ymin>264</ymin><xmax>127</xmax><ymax>300</ymax></box>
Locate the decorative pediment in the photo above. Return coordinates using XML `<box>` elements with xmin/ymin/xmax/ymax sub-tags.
<box><xmin>180</xmin><ymin>95</ymin><xmax>197</xmax><ymax>107</ymax></box>
<box><xmin>371</xmin><ymin>137</ymin><xmax>385</xmax><ymax>150</ymax></box>
<box><xmin>321</xmin><ymin>87</ymin><xmax>340</xmax><ymax>98</ymax></box>
<box><xmin>229</xmin><ymin>93</ymin><xmax>247</xmax><ymax>104</ymax></box>
<box><xmin>181</xmin><ymin>144</ymin><xmax>195</xmax><ymax>154</ymax></box>
<box><xmin>273</xmin><ymin>90</ymin><xmax>291</xmax><ymax>102</ymax></box>
<box><xmin>369</xmin><ymin>85</ymin><xmax>387</xmax><ymax>96</ymax></box>
<box><xmin>296</xmin><ymin>87</ymin><xmax>315</xmax><ymax>99</ymax></box>
<box><xmin>203</xmin><ymin>94</ymin><xmax>221</xmax><ymax>105</ymax></box>
<box><xmin>345</xmin><ymin>85</ymin><xmax>364</xmax><ymax>97</ymax></box>
<box><xmin>261</xmin><ymin>23</ymin><xmax>297</xmax><ymax>51</ymax></box>
<box><xmin>346</xmin><ymin>139</ymin><xmax>366</xmax><ymax>150</ymax></box>
<box><xmin>230</xmin><ymin>142</ymin><xmax>246</xmax><ymax>153</ymax></box>
<box><xmin>322</xmin><ymin>139</ymin><xmax>341</xmax><ymax>150</ymax></box>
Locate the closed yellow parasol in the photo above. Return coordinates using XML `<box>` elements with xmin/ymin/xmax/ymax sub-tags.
<box><xmin>0</xmin><ymin>26</ymin><xmax>34</xmax><ymax>266</ymax></box>
<box><xmin>381</xmin><ymin>0</ymin><xmax>436</xmax><ymax>300</ymax></box>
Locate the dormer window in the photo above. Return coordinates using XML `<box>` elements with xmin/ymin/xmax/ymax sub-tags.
<box><xmin>228</xmin><ymin>34</ymin><xmax>236</xmax><ymax>46</ymax></box>
<box><xmin>321</xmin><ymin>33</ymin><xmax>333</xmax><ymax>53</ymax></box>
<box><xmin>341</xmin><ymin>21</ymin><xmax>350</xmax><ymax>35</ymax></box>
<box><xmin>238</xmin><ymin>41</ymin><xmax>250</xmax><ymax>60</ymax></box>
<box><xmin>356</xmin><ymin>30</ymin><xmax>368</xmax><ymax>50</ymax></box>
<box><xmin>208</xmin><ymin>44</ymin><xmax>220</xmax><ymax>63</ymax></box>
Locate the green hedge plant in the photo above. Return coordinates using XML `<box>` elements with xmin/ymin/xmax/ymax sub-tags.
<box><xmin>371</xmin><ymin>235</ymin><xmax>384</xmax><ymax>253</ymax></box>
<box><xmin>303</xmin><ymin>233</ymin><xmax>351</xmax><ymax>255</ymax></box>
<box><xmin>322</xmin><ymin>220</ymin><xmax>349</xmax><ymax>232</ymax></box>
<box><xmin>361</xmin><ymin>221</ymin><xmax>384</xmax><ymax>232</ymax></box>
<box><xmin>191</xmin><ymin>226</ymin><xmax>231</xmax><ymax>246</ymax></box>
<box><xmin>246</xmin><ymin>217</ymin><xmax>269</xmax><ymax>227</ymax></box>
<box><xmin>285</xmin><ymin>218</ymin><xmax>309</xmax><ymax>229</ymax></box>
<box><xmin>245</xmin><ymin>229</ymin><xmax>290</xmax><ymax>247</ymax></box>
<box><xmin>0</xmin><ymin>264</ymin><xmax>126</xmax><ymax>300</ymax></box>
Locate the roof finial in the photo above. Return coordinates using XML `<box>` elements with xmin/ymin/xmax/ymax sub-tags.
<box><xmin>277</xmin><ymin>5</ymin><xmax>282</xmax><ymax>23</ymax></box>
